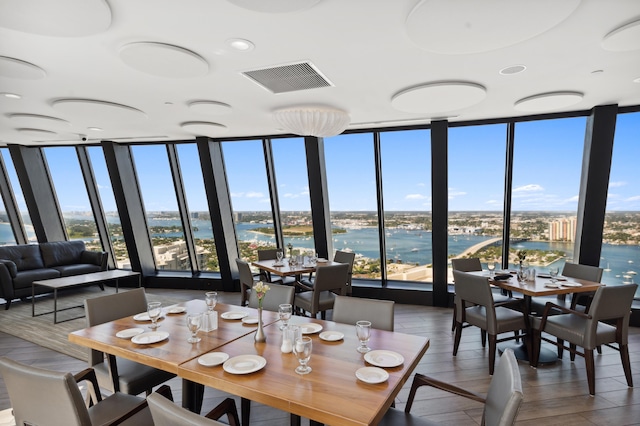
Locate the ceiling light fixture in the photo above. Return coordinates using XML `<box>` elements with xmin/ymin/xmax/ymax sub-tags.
<box><xmin>2</xmin><ymin>92</ymin><xmax>21</xmax><ymax>99</ymax></box>
<box><xmin>499</xmin><ymin>65</ymin><xmax>526</xmax><ymax>75</ymax></box>
<box><xmin>274</xmin><ymin>107</ymin><xmax>350</xmax><ymax>138</ymax></box>
<box><xmin>226</xmin><ymin>38</ymin><xmax>255</xmax><ymax>51</ymax></box>
<box><xmin>88</xmin><ymin>127</ymin><xmax>103</xmax><ymax>131</ymax></box>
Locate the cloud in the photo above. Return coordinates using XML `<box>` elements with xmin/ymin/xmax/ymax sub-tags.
<box><xmin>513</xmin><ymin>184</ymin><xmax>543</xmax><ymax>192</ymax></box>
<box><xmin>565</xmin><ymin>195</ymin><xmax>579</xmax><ymax>203</ymax></box>
<box><xmin>283</xmin><ymin>193</ymin><xmax>299</xmax><ymax>199</ymax></box>
<box><xmin>417</xmin><ymin>182</ymin><xmax>426</xmax><ymax>187</ymax></box>
<box><xmin>245</xmin><ymin>191</ymin><xmax>264</xmax><ymax>198</ymax></box>
<box><xmin>609</xmin><ymin>181</ymin><xmax>627</xmax><ymax>188</ymax></box>
<box><xmin>230</xmin><ymin>192</ymin><xmax>243</xmax><ymax>198</ymax></box>
<box><xmin>485</xmin><ymin>199</ymin><xmax>501</xmax><ymax>205</ymax></box>
<box><xmin>625</xmin><ymin>195</ymin><xmax>640</xmax><ymax>202</ymax></box>
<box><xmin>448</xmin><ymin>190</ymin><xmax>466</xmax><ymax>199</ymax></box>
<box><xmin>406</xmin><ymin>193</ymin><xmax>428</xmax><ymax>200</ymax></box>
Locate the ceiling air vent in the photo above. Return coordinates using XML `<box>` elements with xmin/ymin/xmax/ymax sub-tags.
<box><xmin>242</xmin><ymin>61</ymin><xmax>333</xmax><ymax>94</ymax></box>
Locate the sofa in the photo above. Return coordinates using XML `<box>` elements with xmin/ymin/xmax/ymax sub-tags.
<box><xmin>0</xmin><ymin>241</ymin><xmax>108</xmax><ymax>310</ymax></box>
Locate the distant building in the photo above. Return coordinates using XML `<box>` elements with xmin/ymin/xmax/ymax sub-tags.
<box><xmin>549</xmin><ymin>217</ymin><xmax>577</xmax><ymax>242</ymax></box>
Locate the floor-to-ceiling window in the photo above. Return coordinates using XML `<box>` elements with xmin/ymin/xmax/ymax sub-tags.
<box><xmin>0</xmin><ymin>190</ymin><xmax>16</xmax><ymax>246</ymax></box>
<box><xmin>0</xmin><ymin>148</ymin><xmax>34</xmax><ymax>242</ymax></box>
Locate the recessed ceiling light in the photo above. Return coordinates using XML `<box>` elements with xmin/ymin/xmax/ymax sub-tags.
<box><xmin>2</xmin><ymin>92</ymin><xmax>21</xmax><ymax>99</ymax></box>
<box><xmin>88</xmin><ymin>127</ymin><xmax>103</xmax><ymax>131</ymax></box>
<box><xmin>226</xmin><ymin>38</ymin><xmax>255</xmax><ymax>51</ymax></box>
<box><xmin>499</xmin><ymin>65</ymin><xmax>526</xmax><ymax>75</ymax></box>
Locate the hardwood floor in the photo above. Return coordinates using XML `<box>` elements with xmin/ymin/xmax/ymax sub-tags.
<box><xmin>1</xmin><ymin>289</ymin><xmax>639</xmax><ymax>425</ymax></box>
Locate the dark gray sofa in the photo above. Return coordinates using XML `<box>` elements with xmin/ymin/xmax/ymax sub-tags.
<box><xmin>0</xmin><ymin>241</ymin><xmax>108</xmax><ymax>310</ymax></box>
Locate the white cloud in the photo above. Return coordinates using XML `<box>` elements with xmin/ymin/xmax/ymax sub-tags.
<box><xmin>448</xmin><ymin>190</ymin><xmax>466</xmax><ymax>199</ymax></box>
<box><xmin>230</xmin><ymin>192</ymin><xmax>243</xmax><ymax>198</ymax></box>
<box><xmin>565</xmin><ymin>195</ymin><xmax>579</xmax><ymax>203</ymax></box>
<box><xmin>625</xmin><ymin>195</ymin><xmax>640</xmax><ymax>202</ymax></box>
<box><xmin>245</xmin><ymin>191</ymin><xmax>264</xmax><ymax>198</ymax></box>
<box><xmin>406</xmin><ymin>193</ymin><xmax>428</xmax><ymax>200</ymax></box>
<box><xmin>417</xmin><ymin>182</ymin><xmax>426</xmax><ymax>187</ymax></box>
<box><xmin>485</xmin><ymin>199</ymin><xmax>501</xmax><ymax>205</ymax></box>
<box><xmin>513</xmin><ymin>184</ymin><xmax>543</xmax><ymax>192</ymax></box>
<box><xmin>609</xmin><ymin>181</ymin><xmax>627</xmax><ymax>188</ymax></box>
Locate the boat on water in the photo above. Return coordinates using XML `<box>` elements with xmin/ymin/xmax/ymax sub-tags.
<box><xmin>411</xmin><ymin>248</ymin><xmax>419</xmax><ymax>252</ymax></box>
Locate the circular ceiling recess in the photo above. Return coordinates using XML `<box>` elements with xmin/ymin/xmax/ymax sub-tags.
<box><xmin>0</xmin><ymin>0</ymin><xmax>111</xmax><ymax>37</ymax></box>
<box><xmin>119</xmin><ymin>42</ymin><xmax>209</xmax><ymax>78</ymax></box>
<box><xmin>52</xmin><ymin>99</ymin><xmax>147</xmax><ymax>124</ymax></box>
<box><xmin>0</xmin><ymin>56</ymin><xmax>46</xmax><ymax>79</ymax></box>
<box><xmin>514</xmin><ymin>91</ymin><xmax>584</xmax><ymax>112</ymax></box>
<box><xmin>181</xmin><ymin>121</ymin><xmax>228</xmax><ymax>137</ymax></box>
<box><xmin>601</xmin><ymin>18</ymin><xmax>640</xmax><ymax>51</ymax></box>
<box><xmin>405</xmin><ymin>0</ymin><xmax>582</xmax><ymax>54</ymax></box>
<box><xmin>17</xmin><ymin>128</ymin><xmax>57</xmax><ymax>136</ymax></box>
<box><xmin>188</xmin><ymin>101</ymin><xmax>233</xmax><ymax>115</ymax></box>
<box><xmin>391</xmin><ymin>81</ymin><xmax>487</xmax><ymax>114</ymax></box>
<box><xmin>8</xmin><ymin>114</ymin><xmax>71</xmax><ymax>129</ymax></box>
<box><xmin>227</xmin><ymin>0</ymin><xmax>321</xmax><ymax>13</ymax></box>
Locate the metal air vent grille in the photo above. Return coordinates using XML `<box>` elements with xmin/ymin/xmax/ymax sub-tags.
<box><xmin>242</xmin><ymin>61</ymin><xmax>332</xmax><ymax>94</ymax></box>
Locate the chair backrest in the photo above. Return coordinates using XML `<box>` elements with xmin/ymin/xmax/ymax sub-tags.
<box><xmin>85</xmin><ymin>288</ymin><xmax>148</xmax><ymax>367</ymax></box>
<box><xmin>147</xmin><ymin>392</ymin><xmax>225</xmax><ymax>426</ymax></box>
<box><xmin>333</xmin><ymin>250</ymin><xmax>356</xmax><ymax>285</ymax></box>
<box><xmin>451</xmin><ymin>258</ymin><xmax>482</xmax><ymax>272</ymax></box>
<box><xmin>561</xmin><ymin>262</ymin><xmax>603</xmax><ymax>282</ymax></box>
<box><xmin>248</xmin><ymin>283</ymin><xmax>295</xmax><ymax>311</ymax></box>
<box><xmin>332</xmin><ymin>295</ymin><xmax>394</xmax><ymax>331</ymax></box>
<box><xmin>453</xmin><ymin>270</ymin><xmax>500</xmax><ymax>331</ymax></box>
<box><xmin>236</xmin><ymin>258</ymin><xmax>255</xmax><ymax>288</ymax></box>
<box><xmin>306</xmin><ymin>263</ymin><xmax>349</xmax><ymax>312</ymax></box>
<box><xmin>257</xmin><ymin>248</ymin><xmax>279</xmax><ymax>261</ymax></box>
<box><xmin>584</xmin><ymin>284</ymin><xmax>638</xmax><ymax>347</ymax></box>
<box><xmin>482</xmin><ymin>349</ymin><xmax>523</xmax><ymax>426</ymax></box>
<box><xmin>0</xmin><ymin>356</ymin><xmax>90</xmax><ymax>426</ymax></box>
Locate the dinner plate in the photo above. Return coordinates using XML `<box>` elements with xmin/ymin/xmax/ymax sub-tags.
<box><xmin>538</xmin><ymin>273</ymin><xmax>551</xmax><ymax>278</ymax></box>
<box><xmin>221</xmin><ymin>311</ymin><xmax>249</xmax><ymax>320</ymax></box>
<box><xmin>355</xmin><ymin>367</ymin><xmax>389</xmax><ymax>384</ymax></box>
<box><xmin>116</xmin><ymin>328</ymin><xmax>144</xmax><ymax>339</ymax></box>
<box><xmin>133</xmin><ymin>312</ymin><xmax>164</xmax><ymax>321</ymax></box>
<box><xmin>562</xmin><ymin>282</ymin><xmax>582</xmax><ymax>287</ymax></box>
<box><xmin>319</xmin><ymin>331</ymin><xmax>344</xmax><ymax>341</ymax></box>
<box><xmin>556</xmin><ymin>276</ymin><xmax>568</xmax><ymax>281</ymax></box>
<box><xmin>544</xmin><ymin>283</ymin><xmax>561</xmax><ymax>288</ymax></box>
<box><xmin>198</xmin><ymin>352</ymin><xmax>229</xmax><ymax>367</ymax></box>
<box><xmin>167</xmin><ymin>306</ymin><xmax>186</xmax><ymax>314</ymax></box>
<box><xmin>300</xmin><ymin>323</ymin><xmax>323</xmax><ymax>334</ymax></box>
<box><xmin>364</xmin><ymin>350</ymin><xmax>404</xmax><ymax>368</ymax></box>
<box><xmin>316</xmin><ymin>258</ymin><xmax>328</xmax><ymax>263</ymax></box>
<box><xmin>131</xmin><ymin>331</ymin><xmax>169</xmax><ymax>345</ymax></box>
<box><xmin>223</xmin><ymin>355</ymin><xmax>267</xmax><ymax>374</ymax></box>
<box><xmin>242</xmin><ymin>316</ymin><xmax>259</xmax><ymax>324</ymax></box>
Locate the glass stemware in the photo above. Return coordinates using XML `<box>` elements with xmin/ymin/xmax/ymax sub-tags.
<box><xmin>147</xmin><ymin>301</ymin><xmax>162</xmax><ymax>329</ymax></box>
<box><xmin>186</xmin><ymin>313</ymin><xmax>202</xmax><ymax>343</ymax></box>
<box><xmin>278</xmin><ymin>303</ymin><xmax>292</xmax><ymax>330</ymax></box>
<box><xmin>549</xmin><ymin>266</ymin><xmax>559</xmax><ymax>284</ymax></box>
<box><xmin>487</xmin><ymin>261</ymin><xmax>495</xmax><ymax>277</ymax></box>
<box><xmin>276</xmin><ymin>249</ymin><xmax>284</xmax><ymax>264</ymax></box>
<box><xmin>293</xmin><ymin>336</ymin><xmax>312</xmax><ymax>375</ymax></box>
<box><xmin>205</xmin><ymin>291</ymin><xmax>218</xmax><ymax>312</ymax></box>
<box><xmin>356</xmin><ymin>320</ymin><xmax>372</xmax><ymax>353</ymax></box>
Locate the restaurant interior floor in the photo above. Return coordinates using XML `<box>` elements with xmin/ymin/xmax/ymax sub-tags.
<box><xmin>1</xmin><ymin>288</ymin><xmax>639</xmax><ymax>425</ymax></box>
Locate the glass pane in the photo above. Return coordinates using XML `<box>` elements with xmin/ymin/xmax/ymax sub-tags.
<box><xmin>380</xmin><ymin>129</ymin><xmax>431</xmax><ymax>282</ymax></box>
<box><xmin>325</xmin><ymin>133</ymin><xmax>381</xmax><ymax>279</ymax></box>
<box><xmin>222</xmin><ymin>140</ymin><xmax>275</xmax><ymax>262</ymax></box>
<box><xmin>0</xmin><ymin>148</ymin><xmax>35</xmax><ymax>242</ymax></box>
<box><xmin>0</xmin><ymin>174</ymin><xmax>16</xmax><ymax>246</ymax></box>
<box><xmin>43</xmin><ymin>147</ymin><xmax>102</xmax><ymax>251</ymax></box>
<box><xmin>176</xmin><ymin>144</ymin><xmax>218</xmax><ymax>271</ymax></box>
<box><xmin>602</xmin><ymin>111</ymin><xmax>640</xmax><ymax>298</ymax></box>
<box><xmin>448</xmin><ymin>124</ymin><xmax>506</xmax><ymax>279</ymax></box>
<box><xmin>510</xmin><ymin>117</ymin><xmax>586</xmax><ymax>273</ymax></box>
<box><xmin>87</xmin><ymin>146</ymin><xmax>132</xmax><ymax>269</ymax></box>
<box><xmin>271</xmin><ymin>137</ymin><xmax>314</xmax><ymax>258</ymax></box>
<box><xmin>131</xmin><ymin>145</ymin><xmax>190</xmax><ymax>271</ymax></box>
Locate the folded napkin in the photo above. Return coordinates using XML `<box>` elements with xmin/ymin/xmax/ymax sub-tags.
<box><xmin>493</xmin><ymin>274</ymin><xmax>512</xmax><ymax>280</ymax></box>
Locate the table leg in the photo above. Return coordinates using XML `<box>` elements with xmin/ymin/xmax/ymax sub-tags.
<box><xmin>182</xmin><ymin>379</ymin><xmax>204</xmax><ymax>413</ymax></box>
<box><xmin>54</xmin><ymin>288</ymin><xmax>58</xmax><ymax>324</ymax></box>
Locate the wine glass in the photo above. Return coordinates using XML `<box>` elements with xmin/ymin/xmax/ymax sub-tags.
<box><xmin>205</xmin><ymin>291</ymin><xmax>218</xmax><ymax>312</ymax></box>
<box><xmin>293</xmin><ymin>336</ymin><xmax>312</xmax><ymax>375</ymax></box>
<box><xmin>147</xmin><ymin>301</ymin><xmax>162</xmax><ymax>330</ymax></box>
<box><xmin>276</xmin><ymin>249</ymin><xmax>284</xmax><ymax>265</ymax></box>
<box><xmin>356</xmin><ymin>320</ymin><xmax>372</xmax><ymax>353</ymax></box>
<box><xmin>278</xmin><ymin>303</ymin><xmax>292</xmax><ymax>330</ymax></box>
<box><xmin>487</xmin><ymin>261</ymin><xmax>495</xmax><ymax>277</ymax></box>
<box><xmin>186</xmin><ymin>313</ymin><xmax>202</xmax><ymax>343</ymax></box>
<box><xmin>549</xmin><ymin>266</ymin><xmax>559</xmax><ymax>284</ymax></box>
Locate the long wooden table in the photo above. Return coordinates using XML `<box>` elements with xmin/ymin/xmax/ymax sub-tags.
<box><xmin>252</xmin><ymin>258</ymin><xmax>339</xmax><ymax>283</ymax></box>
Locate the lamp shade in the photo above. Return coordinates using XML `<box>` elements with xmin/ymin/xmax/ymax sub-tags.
<box><xmin>274</xmin><ymin>107</ymin><xmax>350</xmax><ymax>137</ymax></box>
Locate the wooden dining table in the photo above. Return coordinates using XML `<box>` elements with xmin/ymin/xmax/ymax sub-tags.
<box><xmin>251</xmin><ymin>258</ymin><xmax>339</xmax><ymax>284</ymax></box>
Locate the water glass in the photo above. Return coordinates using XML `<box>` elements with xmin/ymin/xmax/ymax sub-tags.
<box><xmin>293</xmin><ymin>336</ymin><xmax>312</xmax><ymax>374</ymax></box>
<box><xmin>487</xmin><ymin>262</ymin><xmax>495</xmax><ymax>277</ymax></box>
<box><xmin>147</xmin><ymin>301</ymin><xmax>162</xmax><ymax>329</ymax></box>
<box><xmin>278</xmin><ymin>303</ymin><xmax>292</xmax><ymax>330</ymax></box>
<box><xmin>276</xmin><ymin>249</ymin><xmax>284</xmax><ymax>264</ymax></box>
<box><xmin>205</xmin><ymin>291</ymin><xmax>218</xmax><ymax>311</ymax></box>
<box><xmin>186</xmin><ymin>313</ymin><xmax>202</xmax><ymax>343</ymax></box>
<box><xmin>356</xmin><ymin>320</ymin><xmax>372</xmax><ymax>353</ymax></box>
<box><xmin>549</xmin><ymin>266</ymin><xmax>559</xmax><ymax>283</ymax></box>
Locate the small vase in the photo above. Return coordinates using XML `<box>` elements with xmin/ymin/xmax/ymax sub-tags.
<box><xmin>255</xmin><ymin>307</ymin><xmax>266</xmax><ymax>343</ymax></box>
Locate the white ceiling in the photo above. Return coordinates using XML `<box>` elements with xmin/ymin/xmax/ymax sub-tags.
<box><xmin>1</xmin><ymin>0</ymin><xmax>639</xmax><ymax>146</ymax></box>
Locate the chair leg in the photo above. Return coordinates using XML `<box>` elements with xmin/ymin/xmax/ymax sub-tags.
<box><xmin>570</xmin><ymin>343</ymin><xmax>577</xmax><ymax>361</ymax></box>
<box><xmin>620</xmin><ymin>344</ymin><xmax>633</xmax><ymax>388</ymax></box>
<box><xmin>451</xmin><ymin>303</ymin><xmax>457</xmax><ymax>332</ymax></box>
<box><xmin>481</xmin><ymin>330</ymin><xmax>487</xmax><ymax>348</ymax></box>
<box><xmin>585</xmin><ymin>349</ymin><xmax>596</xmax><ymax>395</ymax></box>
<box><xmin>557</xmin><ymin>338</ymin><xmax>564</xmax><ymax>359</ymax></box>
<box><xmin>241</xmin><ymin>397</ymin><xmax>250</xmax><ymax>426</ymax></box>
<box><xmin>531</xmin><ymin>330</ymin><xmax>541</xmax><ymax>367</ymax></box>
<box><xmin>596</xmin><ymin>345</ymin><xmax>602</xmax><ymax>354</ymax></box>
<box><xmin>453</xmin><ymin>322</ymin><xmax>463</xmax><ymax>356</ymax></box>
<box><xmin>488</xmin><ymin>334</ymin><xmax>497</xmax><ymax>375</ymax></box>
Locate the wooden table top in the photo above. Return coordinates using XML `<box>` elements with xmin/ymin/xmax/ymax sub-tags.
<box><xmin>252</xmin><ymin>258</ymin><xmax>339</xmax><ymax>277</ymax></box>
<box><xmin>468</xmin><ymin>270</ymin><xmax>603</xmax><ymax>297</ymax></box>
<box><xmin>178</xmin><ymin>316</ymin><xmax>430</xmax><ymax>426</ymax></box>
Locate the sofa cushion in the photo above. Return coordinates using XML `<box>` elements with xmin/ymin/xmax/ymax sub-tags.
<box><xmin>54</xmin><ymin>264</ymin><xmax>102</xmax><ymax>277</ymax></box>
<box><xmin>0</xmin><ymin>245</ymin><xmax>44</xmax><ymax>271</ymax></box>
<box><xmin>13</xmin><ymin>269</ymin><xmax>61</xmax><ymax>290</ymax></box>
<box><xmin>0</xmin><ymin>259</ymin><xmax>18</xmax><ymax>278</ymax></box>
<box><xmin>39</xmin><ymin>241</ymin><xmax>87</xmax><ymax>267</ymax></box>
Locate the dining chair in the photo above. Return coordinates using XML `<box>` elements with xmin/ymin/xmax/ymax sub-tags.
<box><xmin>147</xmin><ymin>391</ymin><xmax>240</xmax><ymax>426</ymax></box>
<box><xmin>332</xmin><ymin>295</ymin><xmax>394</xmax><ymax>331</ymax></box>
<box><xmin>379</xmin><ymin>348</ymin><xmax>523</xmax><ymax>426</ymax></box>
<box><xmin>84</xmin><ymin>288</ymin><xmax>176</xmax><ymax>395</ymax></box>
<box><xmin>256</xmin><ymin>248</ymin><xmax>294</xmax><ymax>285</ymax></box>
<box><xmin>236</xmin><ymin>258</ymin><xmax>256</xmax><ymax>306</ymax></box>
<box><xmin>300</xmin><ymin>250</ymin><xmax>356</xmax><ymax>292</ymax></box>
<box><xmin>0</xmin><ymin>356</ymin><xmax>154</xmax><ymax>426</ymax></box>
<box><xmin>294</xmin><ymin>263</ymin><xmax>349</xmax><ymax>319</ymax></box>
<box><xmin>452</xmin><ymin>270</ymin><xmax>529</xmax><ymax>375</ymax></box>
<box><xmin>248</xmin><ymin>282</ymin><xmax>294</xmax><ymax>311</ymax></box>
<box><xmin>531</xmin><ymin>283</ymin><xmax>637</xmax><ymax>395</ymax></box>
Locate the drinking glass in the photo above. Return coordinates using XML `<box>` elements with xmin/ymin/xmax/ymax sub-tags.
<box><xmin>147</xmin><ymin>301</ymin><xmax>162</xmax><ymax>329</ymax></box>
<box><xmin>293</xmin><ymin>336</ymin><xmax>312</xmax><ymax>374</ymax></box>
<box><xmin>549</xmin><ymin>266</ymin><xmax>559</xmax><ymax>283</ymax></box>
<box><xmin>205</xmin><ymin>291</ymin><xmax>218</xmax><ymax>312</ymax></box>
<box><xmin>276</xmin><ymin>249</ymin><xmax>284</xmax><ymax>264</ymax></box>
<box><xmin>356</xmin><ymin>320</ymin><xmax>372</xmax><ymax>353</ymax></box>
<box><xmin>278</xmin><ymin>303</ymin><xmax>292</xmax><ymax>330</ymax></box>
<box><xmin>487</xmin><ymin>262</ymin><xmax>495</xmax><ymax>277</ymax></box>
<box><xmin>186</xmin><ymin>313</ymin><xmax>202</xmax><ymax>343</ymax></box>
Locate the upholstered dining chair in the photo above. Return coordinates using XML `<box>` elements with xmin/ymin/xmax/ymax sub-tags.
<box><xmin>85</xmin><ymin>288</ymin><xmax>176</xmax><ymax>395</ymax></box>
<box><xmin>379</xmin><ymin>348</ymin><xmax>523</xmax><ymax>426</ymax></box>
<box><xmin>256</xmin><ymin>248</ymin><xmax>295</xmax><ymax>285</ymax></box>
<box><xmin>294</xmin><ymin>263</ymin><xmax>349</xmax><ymax>319</ymax></box>
<box><xmin>147</xmin><ymin>391</ymin><xmax>240</xmax><ymax>426</ymax></box>
<box><xmin>248</xmin><ymin>282</ymin><xmax>294</xmax><ymax>311</ymax></box>
<box><xmin>300</xmin><ymin>250</ymin><xmax>355</xmax><ymax>293</ymax></box>
<box><xmin>531</xmin><ymin>283</ymin><xmax>637</xmax><ymax>395</ymax></box>
<box><xmin>0</xmin><ymin>356</ymin><xmax>154</xmax><ymax>426</ymax></box>
<box><xmin>452</xmin><ymin>270</ymin><xmax>529</xmax><ymax>375</ymax></box>
<box><xmin>332</xmin><ymin>295</ymin><xmax>395</xmax><ymax>331</ymax></box>
<box><xmin>236</xmin><ymin>258</ymin><xmax>256</xmax><ymax>306</ymax></box>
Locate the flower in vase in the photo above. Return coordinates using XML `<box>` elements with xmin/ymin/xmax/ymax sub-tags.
<box><xmin>253</xmin><ymin>281</ymin><xmax>270</xmax><ymax>309</ymax></box>
<box><xmin>516</xmin><ymin>250</ymin><xmax>527</xmax><ymax>263</ymax></box>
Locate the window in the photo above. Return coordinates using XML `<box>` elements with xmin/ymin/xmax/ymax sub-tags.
<box><xmin>0</xmin><ymin>148</ymin><xmax>35</xmax><ymax>242</ymax></box>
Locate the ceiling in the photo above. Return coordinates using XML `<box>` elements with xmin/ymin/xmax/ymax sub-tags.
<box><xmin>1</xmin><ymin>0</ymin><xmax>639</xmax><ymax>146</ymax></box>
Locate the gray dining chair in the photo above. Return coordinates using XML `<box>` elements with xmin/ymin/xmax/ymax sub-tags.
<box><xmin>294</xmin><ymin>263</ymin><xmax>349</xmax><ymax>319</ymax></box>
<box><xmin>379</xmin><ymin>349</ymin><xmax>523</xmax><ymax>426</ymax></box>
<box><xmin>236</xmin><ymin>258</ymin><xmax>256</xmax><ymax>306</ymax></box>
<box><xmin>256</xmin><ymin>248</ymin><xmax>294</xmax><ymax>285</ymax></box>
<box><xmin>147</xmin><ymin>391</ymin><xmax>239</xmax><ymax>426</ymax></box>
<box><xmin>84</xmin><ymin>288</ymin><xmax>176</xmax><ymax>395</ymax></box>
<box><xmin>531</xmin><ymin>283</ymin><xmax>637</xmax><ymax>395</ymax></box>
<box><xmin>332</xmin><ymin>295</ymin><xmax>394</xmax><ymax>331</ymax></box>
<box><xmin>248</xmin><ymin>282</ymin><xmax>294</xmax><ymax>311</ymax></box>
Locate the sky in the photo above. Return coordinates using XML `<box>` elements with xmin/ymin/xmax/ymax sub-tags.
<box><xmin>1</xmin><ymin>111</ymin><xmax>638</xmax><ymax>214</ymax></box>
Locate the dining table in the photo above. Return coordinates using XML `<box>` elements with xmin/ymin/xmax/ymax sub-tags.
<box><xmin>251</xmin><ymin>258</ymin><xmax>339</xmax><ymax>285</ymax></box>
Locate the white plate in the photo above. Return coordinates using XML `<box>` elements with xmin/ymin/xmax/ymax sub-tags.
<box><xmin>562</xmin><ymin>282</ymin><xmax>582</xmax><ymax>287</ymax></box>
<box><xmin>221</xmin><ymin>311</ymin><xmax>248</xmax><ymax>320</ymax></box>
<box><xmin>300</xmin><ymin>323</ymin><xmax>323</xmax><ymax>334</ymax></box>
<box><xmin>556</xmin><ymin>276</ymin><xmax>568</xmax><ymax>281</ymax></box>
<box><xmin>223</xmin><ymin>355</ymin><xmax>267</xmax><ymax>374</ymax></box>
<box><xmin>544</xmin><ymin>283</ymin><xmax>561</xmax><ymax>288</ymax></box>
<box><xmin>319</xmin><ymin>331</ymin><xmax>344</xmax><ymax>341</ymax></box>
<box><xmin>116</xmin><ymin>328</ymin><xmax>144</xmax><ymax>339</ymax></box>
<box><xmin>198</xmin><ymin>352</ymin><xmax>229</xmax><ymax>367</ymax></box>
<box><xmin>316</xmin><ymin>258</ymin><xmax>328</xmax><ymax>263</ymax></box>
<box><xmin>538</xmin><ymin>274</ymin><xmax>551</xmax><ymax>278</ymax></box>
<box><xmin>364</xmin><ymin>350</ymin><xmax>404</xmax><ymax>368</ymax></box>
<box><xmin>167</xmin><ymin>306</ymin><xmax>186</xmax><ymax>314</ymax></box>
<box><xmin>131</xmin><ymin>331</ymin><xmax>169</xmax><ymax>345</ymax></box>
<box><xmin>133</xmin><ymin>312</ymin><xmax>164</xmax><ymax>322</ymax></box>
<box><xmin>242</xmin><ymin>316</ymin><xmax>259</xmax><ymax>324</ymax></box>
<box><xmin>356</xmin><ymin>367</ymin><xmax>389</xmax><ymax>384</ymax></box>
<box><xmin>273</xmin><ymin>261</ymin><xmax>284</xmax><ymax>267</ymax></box>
